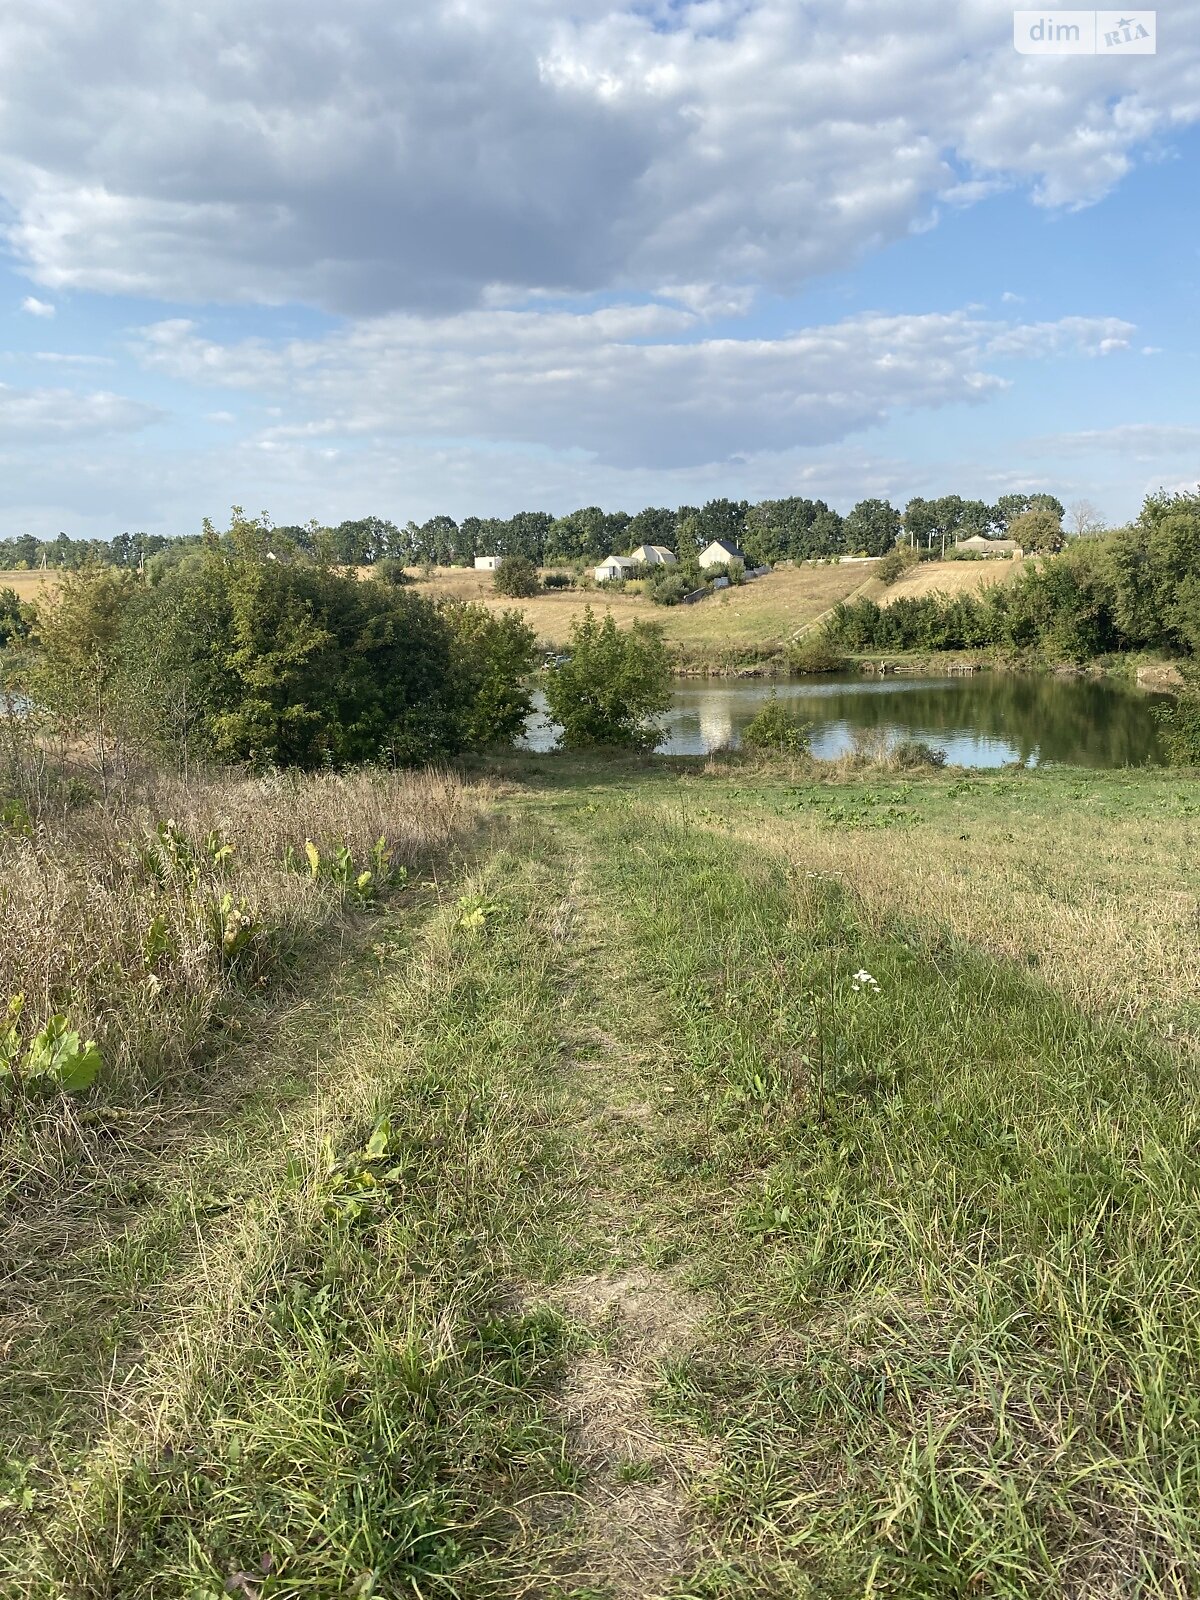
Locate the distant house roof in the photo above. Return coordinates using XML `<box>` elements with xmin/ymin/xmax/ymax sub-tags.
<box><xmin>958</xmin><ymin>534</ymin><xmax>1018</xmax><ymax>552</ymax></box>
<box><xmin>699</xmin><ymin>539</ymin><xmax>746</xmax><ymax>564</ymax></box>
<box><xmin>630</xmin><ymin>543</ymin><xmax>678</xmax><ymax>565</ymax></box>
<box><xmin>595</xmin><ymin>554</ymin><xmax>638</xmax><ymax>577</ymax></box>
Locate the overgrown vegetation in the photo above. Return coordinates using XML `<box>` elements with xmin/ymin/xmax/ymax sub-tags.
<box><xmin>8</xmin><ymin>510</ymin><xmax>538</xmax><ymax>774</ymax></box>
<box><xmin>826</xmin><ymin>489</ymin><xmax>1200</xmax><ymax>676</ymax></box>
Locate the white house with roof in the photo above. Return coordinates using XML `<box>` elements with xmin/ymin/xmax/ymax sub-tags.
<box><xmin>630</xmin><ymin>544</ymin><xmax>678</xmax><ymax>567</ymax></box>
<box><xmin>594</xmin><ymin>554</ymin><xmax>639</xmax><ymax>582</ymax></box>
<box><xmin>956</xmin><ymin>535</ymin><xmax>1019</xmax><ymax>557</ymax></box>
<box><xmin>698</xmin><ymin>538</ymin><xmax>747</xmax><ymax>570</ymax></box>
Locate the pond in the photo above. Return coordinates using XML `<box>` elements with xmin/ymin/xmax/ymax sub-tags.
<box><xmin>521</xmin><ymin>672</ymin><xmax>1169</xmax><ymax>768</ymax></box>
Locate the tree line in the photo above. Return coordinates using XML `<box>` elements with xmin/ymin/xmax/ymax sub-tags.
<box><xmin>3</xmin><ymin>491</ymin><xmax>1075</xmax><ymax>574</ymax></box>
<box><xmin>824</xmin><ymin>491</ymin><xmax>1200</xmax><ymax>664</ymax></box>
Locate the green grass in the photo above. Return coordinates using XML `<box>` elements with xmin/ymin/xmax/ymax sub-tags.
<box><xmin>6</xmin><ymin>755</ymin><xmax>1200</xmax><ymax>1596</ymax></box>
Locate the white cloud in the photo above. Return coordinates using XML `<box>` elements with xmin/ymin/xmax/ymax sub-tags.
<box><xmin>0</xmin><ymin>382</ymin><xmax>159</xmax><ymax>435</ymax></box>
<box><xmin>131</xmin><ymin>305</ymin><xmax>1132</xmax><ymax>469</ymax></box>
<box><xmin>21</xmin><ymin>295</ymin><xmax>54</xmax><ymax>317</ymax></box>
<box><xmin>0</xmin><ymin>1</ymin><xmax>1196</xmax><ymax>313</ymax></box>
<box><xmin>1035</xmin><ymin>423</ymin><xmax>1200</xmax><ymax>459</ymax></box>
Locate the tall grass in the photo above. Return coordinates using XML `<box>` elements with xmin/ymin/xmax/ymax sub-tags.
<box><xmin>0</xmin><ymin>758</ymin><xmax>480</xmax><ymax>1204</ymax></box>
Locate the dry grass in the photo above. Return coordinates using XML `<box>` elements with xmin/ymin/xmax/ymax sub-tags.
<box><xmin>0</xmin><ymin>569</ymin><xmax>60</xmax><ymax>602</ymax></box>
<box><xmin>0</xmin><ymin>763</ymin><xmax>480</xmax><ymax>1104</ymax></box>
<box><xmin>879</xmin><ymin>555</ymin><xmax>1029</xmax><ymax>606</ymax></box>
<box><xmin>396</xmin><ymin>563</ymin><xmax>871</xmax><ymax>652</ymax></box>
<box><xmin>686</xmin><ymin>766</ymin><xmax>1200</xmax><ymax>1036</ymax></box>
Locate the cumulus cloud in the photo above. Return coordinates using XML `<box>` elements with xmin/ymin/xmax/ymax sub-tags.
<box><xmin>131</xmin><ymin>305</ymin><xmax>1133</xmax><ymax>469</ymax></box>
<box><xmin>0</xmin><ymin>0</ymin><xmax>1196</xmax><ymax>313</ymax></box>
<box><xmin>21</xmin><ymin>295</ymin><xmax>54</xmax><ymax>317</ymax></box>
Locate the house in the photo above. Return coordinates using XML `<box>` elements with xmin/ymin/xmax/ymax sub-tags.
<box><xmin>698</xmin><ymin>539</ymin><xmax>747</xmax><ymax>570</ymax></box>
<box><xmin>594</xmin><ymin>555</ymin><xmax>639</xmax><ymax>582</ymax></box>
<box><xmin>474</xmin><ymin>554</ymin><xmax>503</xmax><ymax>571</ymax></box>
<box><xmin>630</xmin><ymin>544</ymin><xmax>678</xmax><ymax>567</ymax></box>
<box><xmin>956</xmin><ymin>535</ymin><xmax>1019</xmax><ymax>556</ymax></box>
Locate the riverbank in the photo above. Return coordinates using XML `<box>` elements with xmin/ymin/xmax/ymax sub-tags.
<box><xmin>6</xmin><ymin>756</ymin><xmax>1199</xmax><ymax>1595</ymax></box>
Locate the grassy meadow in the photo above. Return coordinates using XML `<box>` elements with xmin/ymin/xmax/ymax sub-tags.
<box><xmin>401</xmin><ymin>562</ymin><xmax>880</xmax><ymax>659</ymax></box>
<box><xmin>0</xmin><ymin>569</ymin><xmax>60</xmax><ymax>603</ymax></box>
<box><xmin>3</xmin><ymin>748</ymin><xmax>1199</xmax><ymax>1597</ymax></box>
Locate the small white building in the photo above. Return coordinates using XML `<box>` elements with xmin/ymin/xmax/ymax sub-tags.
<box><xmin>698</xmin><ymin>539</ymin><xmax>747</xmax><ymax>570</ymax></box>
<box><xmin>630</xmin><ymin>544</ymin><xmax>678</xmax><ymax>567</ymax></box>
<box><xmin>474</xmin><ymin>554</ymin><xmax>503</xmax><ymax>571</ymax></box>
<box><xmin>594</xmin><ymin>554</ymin><xmax>639</xmax><ymax>583</ymax></box>
<box><xmin>956</xmin><ymin>535</ymin><xmax>1019</xmax><ymax>556</ymax></box>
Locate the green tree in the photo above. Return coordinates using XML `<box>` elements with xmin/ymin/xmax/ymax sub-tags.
<box><xmin>544</xmin><ymin>608</ymin><xmax>671</xmax><ymax>750</ymax></box>
<box><xmin>493</xmin><ymin>555</ymin><xmax>540</xmax><ymax>598</ymax></box>
<box><xmin>442</xmin><ymin>605</ymin><xmax>538</xmax><ymax>748</ymax></box>
<box><xmin>1009</xmin><ymin>508</ymin><xmax>1065</xmax><ymax>554</ymax></box>
<box><xmin>845</xmin><ymin>498</ymin><xmax>901</xmax><ymax>557</ymax></box>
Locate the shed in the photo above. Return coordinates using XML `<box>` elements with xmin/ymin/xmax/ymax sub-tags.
<box><xmin>474</xmin><ymin>554</ymin><xmax>503</xmax><ymax>571</ymax></box>
<box><xmin>594</xmin><ymin>555</ymin><xmax>639</xmax><ymax>582</ymax></box>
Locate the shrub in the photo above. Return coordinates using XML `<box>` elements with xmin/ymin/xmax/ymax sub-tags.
<box><xmin>647</xmin><ymin>573</ymin><xmax>687</xmax><ymax>607</ymax></box>
<box><xmin>492</xmin><ymin>555</ymin><xmax>540</xmax><ymax>598</ymax></box>
<box><xmin>876</xmin><ymin>547</ymin><xmax>918</xmax><ymax>586</ymax></box>
<box><xmin>788</xmin><ymin>633</ymin><xmax>847</xmax><ymax>674</ymax></box>
<box><xmin>891</xmin><ymin>738</ymin><xmax>948</xmax><ymax>769</ymax></box>
<box><xmin>741</xmin><ymin>695</ymin><xmax>810</xmax><ymax>755</ymax></box>
<box><xmin>542</xmin><ymin>572</ymin><xmax>572</xmax><ymax>590</ymax></box>
<box><xmin>373</xmin><ymin>558</ymin><xmax>413</xmax><ymax>586</ymax></box>
<box><xmin>1154</xmin><ymin>695</ymin><xmax>1200</xmax><ymax>765</ymax></box>
<box><xmin>543</xmin><ymin>608</ymin><xmax>671</xmax><ymax>750</ymax></box>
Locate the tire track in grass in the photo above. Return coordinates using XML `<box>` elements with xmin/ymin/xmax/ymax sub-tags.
<box><xmin>548</xmin><ymin>782</ymin><xmax>1200</xmax><ymax>1599</ymax></box>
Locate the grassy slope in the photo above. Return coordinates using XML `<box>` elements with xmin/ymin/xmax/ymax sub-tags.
<box><xmin>6</xmin><ymin>758</ymin><xmax>1200</xmax><ymax>1596</ymax></box>
<box><xmin>879</xmin><ymin>559</ymin><xmax>1028</xmax><ymax>607</ymax></box>
<box><xmin>402</xmin><ymin>564</ymin><xmax>875</xmax><ymax>656</ymax></box>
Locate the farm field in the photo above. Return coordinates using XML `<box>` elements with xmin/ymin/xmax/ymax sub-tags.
<box><xmin>4</xmin><ymin>755</ymin><xmax>1199</xmax><ymax>1596</ymax></box>
<box><xmin>0</xmin><ymin>569</ymin><xmax>60</xmax><ymax>602</ymax></box>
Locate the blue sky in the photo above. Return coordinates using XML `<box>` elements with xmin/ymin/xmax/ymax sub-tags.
<box><xmin>2</xmin><ymin>0</ymin><xmax>1198</xmax><ymax>537</ymax></box>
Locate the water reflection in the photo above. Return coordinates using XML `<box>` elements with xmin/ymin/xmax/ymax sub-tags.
<box><xmin>521</xmin><ymin>673</ymin><xmax>1168</xmax><ymax>768</ymax></box>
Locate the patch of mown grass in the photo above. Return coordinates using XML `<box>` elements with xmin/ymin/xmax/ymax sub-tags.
<box><xmin>562</xmin><ymin>792</ymin><xmax>1200</xmax><ymax>1595</ymax></box>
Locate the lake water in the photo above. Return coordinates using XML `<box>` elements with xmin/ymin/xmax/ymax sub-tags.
<box><xmin>521</xmin><ymin>672</ymin><xmax>1169</xmax><ymax>768</ymax></box>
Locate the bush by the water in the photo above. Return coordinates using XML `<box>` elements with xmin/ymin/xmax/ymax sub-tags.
<box><xmin>742</xmin><ymin>695</ymin><xmax>810</xmax><ymax>755</ymax></box>
<box><xmin>1154</xmin><ymin>694</ymin><xmax>1200</xmax><ymax>765</ymax></box>
<box><xmin>788</xmin><ymin>632</ymin><xmax>847</xmax><ymax>673</ymax></box>
<box><xmin>17</xmin><ymin>512</ymin><xmax>538</xmax><ymax>772</ymax></box>
<box><xmin>543</xmin><ymin>608</ymin><xmax>671</xmax><ymax>750</ymax></box>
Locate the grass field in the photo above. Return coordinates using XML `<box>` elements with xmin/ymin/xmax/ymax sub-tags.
<box><xmin>404</xmin><ymin>563</ymin><xmax>879</xmax><ymax>659</ymax></box>
<box><xmin>0</xmin><ymin>569</ymin><xmax>59</xmax><ymax>602</ymax></box>
<box><xmin>879</xmin><ymin>557</ymin><xmax>1029</xmax><ymax>607</ymax></box>
<box><xmin>4</xmin><ymin>753</ymin><xmax>1199</xmax><ymax>1596</ymax></box>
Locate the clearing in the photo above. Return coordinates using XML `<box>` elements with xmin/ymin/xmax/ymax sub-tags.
<box><xmin>5</xmin><ymin>756</ymin><xmax>1200</xmax><ymax>1597</ymax></box>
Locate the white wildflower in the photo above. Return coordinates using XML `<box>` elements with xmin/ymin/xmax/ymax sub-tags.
<box><xmin>851</xmin><ymin>969</ymin><xmax>880</xmax><ymax>992</ymax></box>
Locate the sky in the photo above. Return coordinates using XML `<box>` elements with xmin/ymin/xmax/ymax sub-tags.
<box><xmin>1</xmin><ymin>0</ymin><xmax>1199</xmax><ymax>538</ymax></box>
